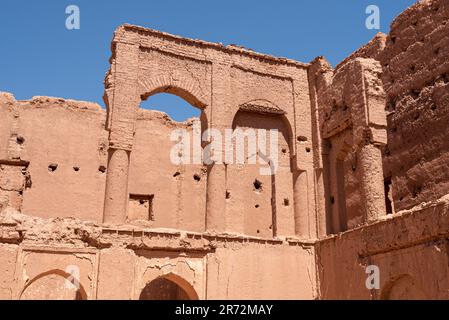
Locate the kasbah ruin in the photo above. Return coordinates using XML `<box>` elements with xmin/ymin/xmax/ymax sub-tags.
<box><xmin>1</xmin><ymin>0</ymin><xmax>449</xmax><ymax>300</ymax></box>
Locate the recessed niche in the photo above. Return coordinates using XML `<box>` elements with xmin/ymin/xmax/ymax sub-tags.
<box><xmin>48</xmin><ymin>163</ymin><xmax>58</xmax><ymax>172</ymax></box>
<box><xmin>128</xmin><ymin>194</ymin><xmax>154</xmax><ymax>221</ymax></box>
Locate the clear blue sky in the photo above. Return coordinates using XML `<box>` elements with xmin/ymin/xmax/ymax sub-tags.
<box><xmin>0</xmin><ymin>0</ymin><xmax>416</xmax><ymax>121</ymax></box>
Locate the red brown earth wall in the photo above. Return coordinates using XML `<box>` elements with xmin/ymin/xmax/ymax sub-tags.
<box><xmin>0</xmin><ymin>0</ymin><xmax>448</xmax><ymax>300</ymax></box>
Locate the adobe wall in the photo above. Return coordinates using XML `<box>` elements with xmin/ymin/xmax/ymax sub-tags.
<box><xmin>380</xmin><ymin>0</ymin><xmax>449</xmax><ymax>212</ymax></box>
<box><xmin>0</xmin><ymin>94</ymin><xmax>207</xmax><ymax>231</ymax></box>
<box><xmin>0</xmin><ymin>211</ymin><xmax>317</xmax><ymax>299</ymax></box>
<box><xmin>328</xmin><ymin>0</ymin><xmax>449</xmax><ymax>214</ymax></box>
<box><xmin>313</xmin><ymin>0</ymin><xmax>449</xmax><ymax>299</ymax></box>
<box><xmin>1</xmin><ymin>0</ymin><xmax>449</xmax><ymax>300</ymax></box>
<box><xmin>102</xmin><ymin>24</ymin><xmax>317</xmax><ymax>240</ymax></box>
<box><xmin>317</xmin><ymin>198</ymin><xmax>449</xmax><ymax>299</ymax></box>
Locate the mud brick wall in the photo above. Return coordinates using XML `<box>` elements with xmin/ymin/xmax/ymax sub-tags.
<box><xmin>380</xmin><ymin>0</ymin><xmax>449</xmax><ymax>211</ymax></box>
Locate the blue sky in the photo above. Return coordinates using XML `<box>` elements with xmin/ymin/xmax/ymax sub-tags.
<box><xmin>0</xmin><ymin>0</ymin><xmax>416</xmax><ymax>121</ymax></box>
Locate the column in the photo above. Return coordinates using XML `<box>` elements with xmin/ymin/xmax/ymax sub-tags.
<box><xmin>293</xmin><ymin>170</ymin><xmax>309</xmax><ymax>238</ymax></box>
<box><xmin>205</xmin><ymin>162</ymin><xmax>226</xmax><ymax>233</ymax></box>
<box><xmin>358</xmin><ymin>143</ymin><xmax>386</xmax><ymax>223</ymax></box>
<box><xmin>103</xmin><ymin>148</ymin><xmax>130</xmax><ymax>224</ymax></box>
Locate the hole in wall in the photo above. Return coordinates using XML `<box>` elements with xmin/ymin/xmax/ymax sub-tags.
<box><xmin>297</xmin><ymin>136</ymin><xmax>307</xmax><ymax>142</ymax></box>
<box><xmin>193</xmin><ymin>174</ymin><xmax>201</xmax><ymax>182</ymax></box>
<box><xmin>98</xmin><ymin>165</ymin><xmax>106</xmax><ymax>173</ymax></box>
<box><xmin>305</xmin><ymin>147</ymin><xmax>311</xmax><ymax>153</ymax></box>
<box><xmin>253</xmin><ymin>179</ymin><xmax>263</xmax><ymax>192</ymax></box>
<box><xmin>283</xmin><ymin>198</ymin><xmax>289</xmax><ymax>206</ymax></box>
<box><xmin>443</xmin><ymin>73</ymin><xmax>449</xmax><ymax>83</ymax></box>
<box><xmin>16</xmin><ymin>135</ymin><xmax>25</xmax><ymax>145</ymax></box>
<box><xmin>225</xmin><ymin>190</ymin><xmax>231</xmax><ymax>199</ymax></box>
<box><xmin>330</xmin><ymin>196</ymin><xmax>335</xmax><ymax>204</ymax></box>
<box><xmin>255</xmin><ymin>204</ymin><xmax>260</xmax><ymax>208</ymax></box>
<box><xmin>413</xmin><ymin>111</ymin><xmax>420</xmax><ymax>120</ymax></box>
<box><xmin>411</xmin><ymin>89</ymin><xmax>420</xmax><ymax>99</ymax></box>
<box><xmin>173</xmin><ymin>172</ymin><xmax>181</xmax><ymax>178</ymax></box>
<box><xmin>73</xmin><ymin>166</ymin><xmax>80</xmax><ymax>172</ymax></box>
<box><xmin>412</xmin><ymin>185</ymin><xmax>422</xmax><ymax>198</ymax></box>
<box><xmin>384</xmin><ymin>177</ymin><xmax>393</xmax><ymax>215</ymax></box>
<box><xmin>281</xmin><ymin>148</ymin><xmax>287</xmax><ymax>154</ymax></box>
<box><xmin>48</xmin><ymin>164</ymin><xmax>58</xmax><ymax>172</ymax></box>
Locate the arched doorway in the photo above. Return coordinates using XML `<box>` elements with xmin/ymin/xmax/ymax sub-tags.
<box><xmin>139</xmin><ymin>275</ymin><xmax>198</xmax><ymax>300</ymax></box>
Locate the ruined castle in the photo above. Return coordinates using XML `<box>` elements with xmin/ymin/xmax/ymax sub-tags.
<box><xmin>1</xmin><ymin>0</ymin><xmax>448</xmax><ymax>299</ymax></box>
